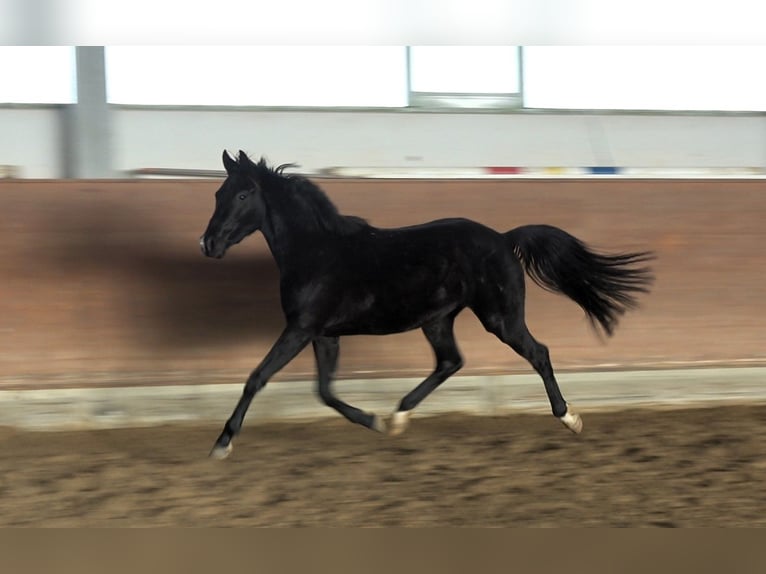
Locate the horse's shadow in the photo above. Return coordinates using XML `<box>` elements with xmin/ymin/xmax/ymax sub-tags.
<box><xmin>37</xmin><ymin>203</ymin><xmax>285</xmax><ymax>351</ymax></box>
<box><xmin>121</xmin><ymin>251</ymin><xmax>285</xmax><ymax>349</ymax></box>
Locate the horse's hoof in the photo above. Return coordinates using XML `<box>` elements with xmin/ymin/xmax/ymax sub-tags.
<box><xmin>389</xmin><ymin>410</ymin><xmax>411</xmax><ymax>437</ymax></box>
<box><xmin>559</xmin><ymin>408</ymin><xmax>583</xmax><ymax>434</ymax></box>
<box><xmin>371</xmin><ymin>414</ymin><xmax>387</xmax><ymax>433</ymax></box>
<box><xmin>209</xmin><ymin>443</ymin><xmax>233</xmax><ymax>460</ymax></box>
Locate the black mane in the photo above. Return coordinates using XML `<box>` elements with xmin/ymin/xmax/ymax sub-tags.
<box><xmin>238</xmin><ymin>152</ymin><xmax>368</xmax><ymax>236</ymax></box>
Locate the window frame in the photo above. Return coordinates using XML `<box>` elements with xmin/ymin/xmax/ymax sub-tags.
<box><xmin>406</xmin><ymin>46</ymin><xmax>524</xmax><ymax>111</ymax></box>
<box><xmin>3</xmin><ymin>46</ymin><xmax>763</xmax><ymax>115</ymax></box>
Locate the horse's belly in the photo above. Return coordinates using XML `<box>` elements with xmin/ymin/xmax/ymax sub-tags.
<box><xmin>322</xmin><ymin>283</ymin><xmax>463</xmax><ymax>336</ymax></box>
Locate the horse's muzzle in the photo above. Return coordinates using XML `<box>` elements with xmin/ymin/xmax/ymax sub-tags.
<box><xmin>200</xmin><ymin>235</ymin><xmax>223</xmax><ymax>258</ymax></box>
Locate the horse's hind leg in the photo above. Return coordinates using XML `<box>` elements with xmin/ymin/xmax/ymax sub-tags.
<box><xmin>477</xmin><ymin>307</ymin><xmax>582</xmax><ymax>434</ymax></box>
<box><xmin>390</xmin><ymin>314</ymin><xmax>463</xmax><ymax>436</ymax></box>
<box><xmin>313</xmin><ymin>337</ymin><xmax>385</xmax><ymax>432</ymax></box>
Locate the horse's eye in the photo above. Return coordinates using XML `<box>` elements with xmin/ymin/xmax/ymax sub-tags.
<box><xmin>238</xmin><ymin>194</ymin><xmax>247</xmax><ymax>201</ymax></box>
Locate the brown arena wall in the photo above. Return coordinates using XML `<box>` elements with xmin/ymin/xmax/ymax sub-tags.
<box><xmin>0</xmin><ymin>178</ymin><xmax>764</xmax><ymax>390</ymax></box>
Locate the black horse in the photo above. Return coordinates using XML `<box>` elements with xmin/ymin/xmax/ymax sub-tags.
<box><xmin>200</xmin><ymin>150</ymin><xmax>654</xmax><ymax>459</ymax></box>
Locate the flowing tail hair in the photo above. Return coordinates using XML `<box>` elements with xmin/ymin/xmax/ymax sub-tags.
<box><xmin>506</xmin><ymin>224</ymin><xmax>655</xmax><ymax>337</ymax></box>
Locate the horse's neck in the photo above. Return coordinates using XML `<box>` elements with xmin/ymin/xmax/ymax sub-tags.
<box><xmin>259</xmin><ymin>203</ymin><xmax>316</xmax><ymax>273</ymax></box>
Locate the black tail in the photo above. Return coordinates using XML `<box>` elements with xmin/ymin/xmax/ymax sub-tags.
<box><xmin>506</xmin><ymin>224</ymin><xmax>655</xmax><ymax>337</ymax></box>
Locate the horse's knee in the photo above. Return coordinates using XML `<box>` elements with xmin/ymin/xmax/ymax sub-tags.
<box><xmin>243</xmin><ymin>373</ymin><xmax>267</xmax><ymax>398</ymax></box>
<box><xmin>528</xmin><ymin>341</ymin><xmax>550</xmax><ymax>363</ymax></box>
<box><xmin>441</xmin><ymin>356</ymin><xmax>464</xmax><ymax>377</ymax></box>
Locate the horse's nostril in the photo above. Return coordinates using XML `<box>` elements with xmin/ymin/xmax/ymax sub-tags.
<box><xmin>200</xmin><ymin>235</ymin><xmax>211</xmax><ymax>256</ymax></box>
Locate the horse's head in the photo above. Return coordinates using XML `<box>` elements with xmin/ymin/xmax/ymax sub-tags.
<box><xmin>200</xmin><ymin>150</ymin><xmax>269</xmax><ymax>259</ymax></box>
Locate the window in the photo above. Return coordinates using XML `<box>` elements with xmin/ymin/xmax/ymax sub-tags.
<box><xmin>105</xmin><ymin>46</ymin><xmax>408</xmax><ymax>107</ymax></box>
<box><xmin>523</xmin><ymin>46</ymin><xmax>766</xmax><ymax>112</ymax></box>
<box><xmin>6</xmin><ymin>45</ymin><xmax>762</xmax><ymax>112</ymax></box>
<box><xmin>408</xmin><ymin>46</ymin><xmax>521</xmax><ymax>109</ymax></box>
<box><xmin>0</xmin><ymin>46</ymin><xmax>76</xmax><ymax>103</ymax></box>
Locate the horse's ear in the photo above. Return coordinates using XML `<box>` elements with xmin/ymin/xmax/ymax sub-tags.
<box><xmin>222</xmin><ymin>150</ymin><xmax>238</xmax><ymax>174</ymax></box>
<box><xmin>238</xmin><ymin>150</ymin><xmax>254</xmax><ymax>168</ymax></box>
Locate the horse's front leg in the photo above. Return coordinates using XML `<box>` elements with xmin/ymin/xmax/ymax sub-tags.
<box><xmin>210</xmin><ymin>327</ymin><xmax>311</xmax><ymax>459</ymax></box>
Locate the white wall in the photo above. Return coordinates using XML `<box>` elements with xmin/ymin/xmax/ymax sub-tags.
<box><xmin>0</xmin><ymin>107</ymin><xmax>63</xmax><ymax>178</ymax></box>
<box><xmin>113</xmin><ymin>109</ymin><xmax>766</xmax><ymax>173</ymax></box>
<box><xmin>2</xmin><ymin>105</ymin><xmax>766</xmax><ymax>177</ymax></box>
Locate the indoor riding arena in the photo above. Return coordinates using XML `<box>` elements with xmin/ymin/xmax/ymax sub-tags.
<box><xmin>1</xmin><ymin>46</ymin><xmax>766</xmax><ymax>527</ymax></box>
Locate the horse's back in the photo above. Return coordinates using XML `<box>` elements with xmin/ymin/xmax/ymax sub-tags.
<box><xmin>369</xmin><ymin>217</ymin><xmax>503</xmax><ymax>255</ymax></box>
